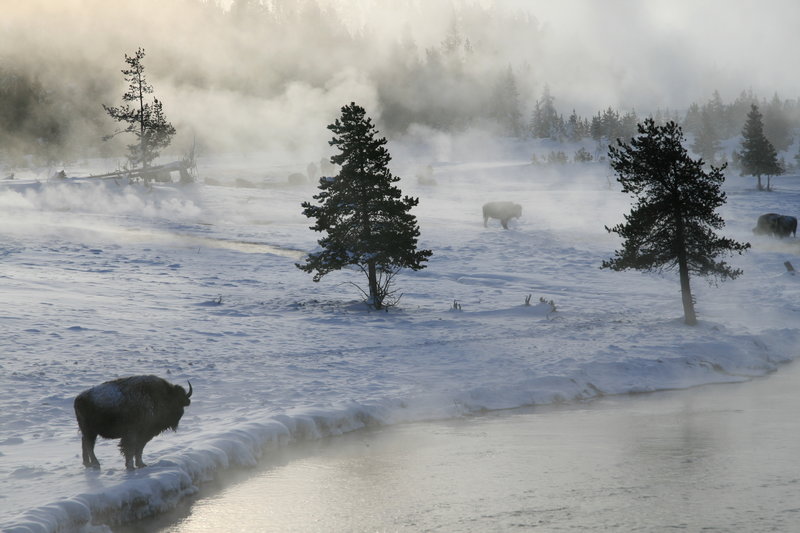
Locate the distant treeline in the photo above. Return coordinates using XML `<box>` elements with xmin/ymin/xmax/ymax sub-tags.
<box><xmin>0</xmin><ymin>0</ymin><xmax>798</xmax><ymax>168</ymax></box>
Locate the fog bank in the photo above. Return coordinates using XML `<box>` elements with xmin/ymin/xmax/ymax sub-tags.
<box><xmin>1</xmin><ymin>0</ymin><xmax>797</xmax><ymax>163</ymax></box>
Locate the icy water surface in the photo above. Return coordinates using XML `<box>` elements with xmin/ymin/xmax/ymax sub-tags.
<box><xmin>124</xmin><ymin>362</ymin><xmax>800</xmax><ymax>532</ymax></box>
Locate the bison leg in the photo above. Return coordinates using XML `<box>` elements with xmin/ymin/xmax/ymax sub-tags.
<box><xmin>134</xmin><ymin>446</ymin><xmax>147</xmax><ymax>469</ymax></box>
<box><xmin>501</xmin><ymin>218</ymin><xmax>509</xmax><ymax>229</ymax></box>
<box><xmin>483</xmin><ymin>215</ymin><xmax>488</xmax><ymax>228</ymax></box>
<box><xmin>81</xmin><ymin>432</ymin><xmax>100</xmax><ymax>468</ymax></box>
<box><xmin>135</xmin><ymin>435</ymin><xmax>158</xmax><ymax>468</ymax></box>
<box><xmin>121</xmin><ymin>435</ymin><xmax>151</xmax><ymax>469</ymax></box>
<box><xmin>119</xmin><ymin>435</ymin><xmax>138</xmax><ymax>470</ymax></box>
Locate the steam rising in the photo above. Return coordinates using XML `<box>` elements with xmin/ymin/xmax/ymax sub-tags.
<box><xmin>1</xmin><ymin>0</ymin><xmax>798</xmax><ymax>162</ymax></box>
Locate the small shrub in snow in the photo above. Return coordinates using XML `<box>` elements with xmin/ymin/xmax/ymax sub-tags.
<box><xmin>540</xmin><ymin>296</ymin><xmax>557</xmax><ymax>313</ymax></box>
<box><xmin>546</xmin><ymin>151</ymin><xmax>568</xmax><ymax>165</ymax></box>
<box><xmin>573</xmin><ymin>147</ymin><xmax>594</xmax><ymax>163</ymax></box>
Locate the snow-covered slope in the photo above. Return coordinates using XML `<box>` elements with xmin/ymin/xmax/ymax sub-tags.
<box><xmin>2</xmin><ymin>149</ymin><xmax>799</xmax><ymax>532</ymax></box>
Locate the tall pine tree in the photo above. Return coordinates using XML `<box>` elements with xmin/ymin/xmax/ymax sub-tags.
<box><xmin>763</xmin><ymin>93</ymin><xmax>792</xmax><ymax>151</ymax></box>
<box><xmin>691</xmin><ymin>108</ymin><xmax>720</xmax><ymax>164</ymax></box>
<box><xmin>103</xmin><ymin>48</ymin><xmax>176</xmax><ymax>174</ymax></box>
<box><xmin>603</xmin><ymin>119</ymin><xmax>750</xmax><ymax>326</ymax></box>
<box><xmin>739</xmin><ymin>104</ymin><xmax>781</xmax><ymax>191</ymax></box>
<box><xmin>297</xmin><ymin>103</ymin><xmax>432</xmax><ymax>310</ymax></box>
<box><xmin>529</xmin><ymin>84</ymin><xmax>561</xmax><ymax>139</ymax></box>
<box><xmin>490</xmin><ymin>66</ymin><xmax>523</xmax><ymax>137</ymax></box>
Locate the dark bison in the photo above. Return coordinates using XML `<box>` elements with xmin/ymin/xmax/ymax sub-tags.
<box><xmin>753</xmin><ymin>213</ymin><xmax>797</xmax><ymax>238</ymax></box>
<box><xmin>482</xmin><ymin>201</ymin><xmax>522</xmax><ymax>229</ymax></box>
<box><xmin>74</xmin><ymin>375</ymin><xmax>192</xmax><ymax>469</ymax></box>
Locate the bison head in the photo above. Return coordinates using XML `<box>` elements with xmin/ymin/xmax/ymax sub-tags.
<box><xmin>167</xmin><ymin>381</ymin><xmax>192</xmax><ymax>430</ymax></box>
<box><xmin>180</xmin><ymin>381</ymin><xmax>193</xmax><ymax>406</ymax></box>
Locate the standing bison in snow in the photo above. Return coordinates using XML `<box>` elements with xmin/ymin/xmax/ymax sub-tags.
<box><xmin>482</xmin><ymin>201</ymin><xmax>522</xmax><ymax>229</ymax></box>
<box><xmin>753</xmin><ymin>213</ymin><xmax>797</xmax><ymax>238</ymax></box>
<box><xmin>74</xmin><ymin>375</ymin><xmax>192</xmax><ymax>469</ymax></box>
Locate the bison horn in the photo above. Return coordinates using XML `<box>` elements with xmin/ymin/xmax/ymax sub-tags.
<box><xmin>186</xmin><ymin>381</ymin><xmax>193</xmax><ymax>399</ymax></box>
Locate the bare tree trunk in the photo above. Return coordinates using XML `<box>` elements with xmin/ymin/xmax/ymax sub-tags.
<box><xmin>138</xmin><ymin>70</ymin><xmax>147</xmax><ymax>171</ymax></box>
<box><xmin>678</xmin><ymin>259</ymin><xmax>697</xmax><ymax>325</ymax></box>
<box><xmin>674</xmin><ymin>202</ymin><xmax>697</xmax><ymax>326</ymax></box>
<box><xmin>367</xmin><ymin>260</ymin><xmax>381</xmax><ymax>310</ymax></box>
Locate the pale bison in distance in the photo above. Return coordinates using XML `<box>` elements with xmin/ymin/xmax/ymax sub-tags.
<box><xmin>753</xmin><ymin>213</ymin><xmax>797</xmax><ymax>238</ymax></box>
<box><xmin>482</xmin><ymin>201</ymin><xmax>522</xmax><ymax>229</ymax></box>
<box><xmin>74</xmin><ymin>375</ymin><xmax>192</xmax><ymax>470</ymax></box>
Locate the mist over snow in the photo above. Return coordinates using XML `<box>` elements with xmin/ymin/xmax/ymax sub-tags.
<box><xmin>2</xmin><ymin>1</ymin><xmax>800</xmax><ymax>531</ymax></box>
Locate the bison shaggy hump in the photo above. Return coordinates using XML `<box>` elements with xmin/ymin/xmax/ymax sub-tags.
<box><xmin>753</xmin><ymin>213</ymin><xmax>797</xmax><ymax>238</ymax></box>
<box><xmin>74</xmin><ymin>375</ymin><xmax>192</xmax><ymax>470</ymax></box>
<box><xmin>482</xmin><ymin>201</ymin><xmax>522</xmax><ymax>229</ymax></box>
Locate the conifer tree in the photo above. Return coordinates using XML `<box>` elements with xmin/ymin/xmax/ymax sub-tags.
<box><xmin>529</xmin><ymin>85</ymin><xmax>561</xmax><ymax>139</ymax></box>
<box><xmin>691</xmin><ymin>109</ymin><xmax>720</xmax><ymax>164</ymax></box>
<box><xmin>103</xmin><ymin>48</ymin><xmax>176</xmax><ymax>173</ymax></box>
<box><xmin>603</xmin><ymin>119</ymin><xmax>750</xmax><ymax>326</ymax></box>
<box><xmin>763</xmin><ymin>93</ymin><xmax>792</xmax><ymax>151</ymax></box>
<box><xmin>490</xmin><ymin>66</ymin><xmax>523</xmax><ymax>137</ymax></box>
<box><xmin>297</xmin><ymin>103</ymin><xmax>432</xmax><ymax>310</ymax></box>
<box><xmin>682</xmin><ymin>102</ymin><xmax>702</xmax><ymax>135</ymax></box>
<box><xmin>566</xmin><ymin>110</ymin><xmax>585</xmax><ymax>142</ymax></box>
<box><xmin>706</xmin><ymin>90</ymin><xmax>729</xmax><ymax>136</ymax></box>
<box><xmin>739</xmin><ymin>104</ymin><xmax>781</xmax><ymax>190</ymax></box>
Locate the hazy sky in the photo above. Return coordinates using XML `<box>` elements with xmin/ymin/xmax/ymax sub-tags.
<box><xmin>514</xmin><ymin>0</ymin><xmax>799</xmax><ymax>112</ymax></box>
<box><xmin>2</xmin><ymin>0</ymin><xmax>798</xmax><ymax>158</ymax></box>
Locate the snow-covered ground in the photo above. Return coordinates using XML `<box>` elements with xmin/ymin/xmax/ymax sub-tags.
<box><xmin>2</xmin><ymin>141</ymin><xmax>800</xmax><ymax>532</ymax></box>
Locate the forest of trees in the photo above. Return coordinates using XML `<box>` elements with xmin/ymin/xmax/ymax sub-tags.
<box><xmin>1</xmin><ymin>0</ymin><xmax>799</xmax><ymax>170</ymax></box>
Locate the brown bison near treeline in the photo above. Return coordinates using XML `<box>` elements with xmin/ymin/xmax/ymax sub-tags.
<box><xmin>482</xmin><ymin>201</ymin><xmax>522</xmax><ymax>229</ymax></box>
<box><xmin>753</xmin><ymin>213</ymin><xmax>797</xmax><ymax>238</ymax></box>
<box><xmin>74</xmin><ymin>375</ymin><xmax>192</xmax><ymax>469</ymax></box>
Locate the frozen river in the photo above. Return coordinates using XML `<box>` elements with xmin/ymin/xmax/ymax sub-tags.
<box><xmin>123</xmin><ymin>361</ymin><xmax>800</xmax><ymax>532</ymax></box>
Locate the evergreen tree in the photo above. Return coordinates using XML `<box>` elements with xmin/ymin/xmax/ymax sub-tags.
<box><xmin>729</xmin><ymin>89</ymin><xmax>757</xmax><ymax>137</ymax></box>
<box><xmin>590</xmin><ymin>111</ymin><xmax>604</xmax><ymax>141</ymax></box>
<box><xmin>490</xmin><ymin>66</ymin><xmax>523</xmax><ymax>137</ymax></box>
<box><xmin>763</xmin><ymin>92</ymin><xmax>792</xmax><ymax>151</ymax></box>
<box><xmin>529</xmin><ymin>84</ymin><xmax>561</xmax><ymax>139</ymax></box>
<box><xmin>297</xmin><ymin>102</ymin><xmax>432</xmax><ymax>310</ymax></box>
<box><xmin>619</xmin><ymin>110</ymin><xmax>639</xmax><ymax>140</ymax></box>
<box><xmin>603</xmin><ymin>119</ymin><xmax>750</xmax><ymax>326</ymax></box>
<box><xmin>103</xmin><ymin>48</ymin><xmax>176</xmax><ymax>172</ymax></box>
<box><xmin>705</xmin><ymin>90</ymin><xmax>729</xmax><ymax>136</ymax></box>
<box><xmin>441</xmin><ymin>18</ymin><xmax>465</xmax><ymax>73</ymax></box>
<box><xmin>590</xmin><ymin>107</ymin><xmax>633</xmax><ymax>145</ymax></box>
<box><xmin>795</xmin><ymin>143</ymin><xmax>800</xmax><ymax>171</ymax></box>
<box><xmin>739</xmin><ymin>104</ymin><xmax>781</xmax><ymax>190</ymax></box>
<box><xmin>0</xmin><ymin>66</ymin><xmax>64</xmax><ymax>165</ymax></box>
<box><xmin>566</xmin><ymin>110</ymin><xmax>585</xmax><ymax>142</ymax></box>
<box><xmin>682</xmin><ymin>102</ymin><xmax>702</xmax><ymax>135</ymax></box>
<box><xmin>691</xmin><ymin>109</ymin><xmax>720</xmax><ymax>164</ymax></box>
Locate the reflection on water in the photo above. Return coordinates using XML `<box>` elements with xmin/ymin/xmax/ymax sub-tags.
<box><xmin>153</xmin><ymin>232</ymin><xmax>306</xmax><ymax>260</ymax></box>
<box><xmin>73</xmin><ymin>222</ymin><xmax>306</xmax><ymax>259</ymax></box>
<box><xmin>129</xmin><ymin>362</ymin><xmax>800</xmax><ymax>533</ymax></box>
